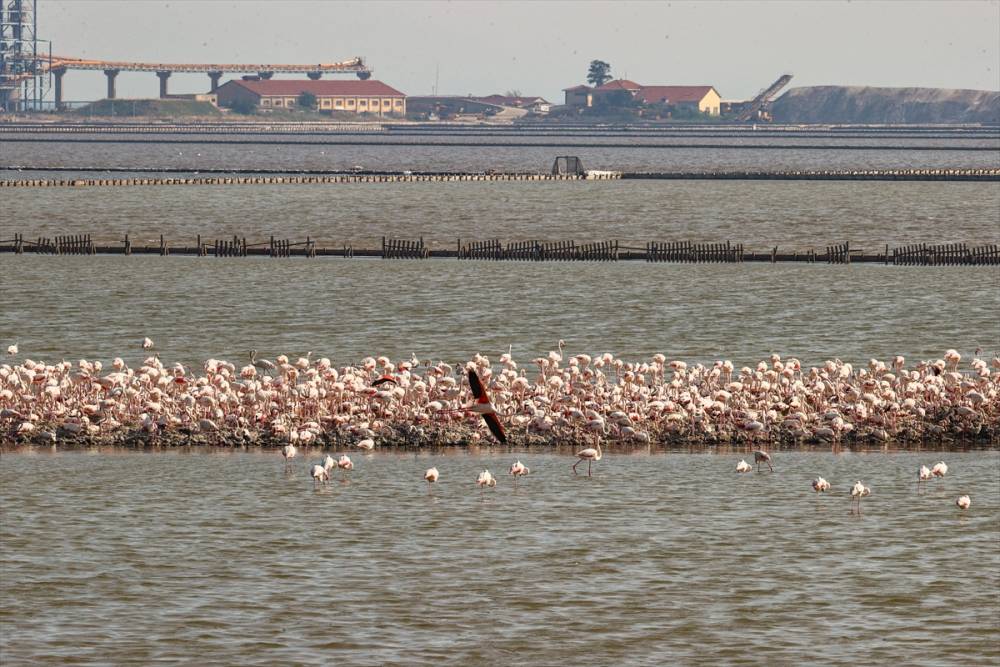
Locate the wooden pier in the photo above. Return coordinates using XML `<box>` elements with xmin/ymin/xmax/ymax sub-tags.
<box><xmin>3</xmin><ymin>234</ymin><xmax>997</xmax><ymax>265</ymax></box>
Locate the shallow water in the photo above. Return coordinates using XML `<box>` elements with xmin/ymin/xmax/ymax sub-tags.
<box><xmin>2</xmin><ymin>256</ymin><xmax>998</xmax><ymax>369</ymax></box>
<box><xmin>1</xmin><ymin>448</ymin><xmax>997</xmax><ymax>666</ymax></box>
<box><xmin>2</xmin><ymin>133</ymin><xmax>999</xmax><ymax>173</ymax></box>
<box><xmin>3</xmin><ymin>179</ymin><xmax>998</xmax><ymax>248</ymax></box>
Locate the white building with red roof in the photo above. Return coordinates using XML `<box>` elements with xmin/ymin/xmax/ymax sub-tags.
<box><xmin>564</xmin><ymin>79</ymin><xmax>721</xmax><ymax>115</ymax></box>
<box><xmin>216</xmin><ymin>78</ymin><xmax>406</xmax><ymax>116</ymax></box>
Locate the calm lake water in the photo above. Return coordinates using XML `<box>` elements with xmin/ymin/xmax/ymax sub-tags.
<box><xmin>2</xmin><ymin>131</ymin><xmax>999</xmax><ymax>173</ymax></box>
<box><xmin>1</xmin><ymin>449</ymin><xmax>998</xmax><ymax>666</ymax></box>
<box><xmin>2</xmin><ymin>256</ymin><xmax>998</xmax><ymax>368</ymax></box>
<box><xmin>2</xmin><ymin>179</ymin><xmax>998</xmax><ymax>249</ymax></box>
<box><xmin>2</xmin><ymin>133</ymin><xmax>999</xmax><ymax>665</ymax></box>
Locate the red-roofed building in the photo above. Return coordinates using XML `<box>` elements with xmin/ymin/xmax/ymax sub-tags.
<box><xmin>563</xmin><ymin>79</ymin><xmax>722</xmax><ymax>115</ymax></box>
<box><xmin>635</xmin><ymin>86</ymin><xmax>721</xmax><ymax>115</ymax></box>
<box><xmin>216</xmin><ymin>79</ymin><xmax>406</xmax><ymax>115</ymax></box>
<box><xmin>594</xmin><ymin>79</ymin><xmax>642</xmax><ymax>93</ymax></box>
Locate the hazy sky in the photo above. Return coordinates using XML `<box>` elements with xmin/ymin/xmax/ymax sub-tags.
<box><xmin>42</xmin><ymin>0</ymin><xmax>1000</xmax><ymax>103</ymax></box>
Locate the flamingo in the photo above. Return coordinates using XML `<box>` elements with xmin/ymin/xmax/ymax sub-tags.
<box><xmin>918</xmin><ymin>465</ymin><xmax>933</xmax><ymax>483</ymax></box>
<box><xmin>931</xmin><ymin>461</ymin><xmax>948</xmax><ymax>478</ymax></box>
<box><xmin>850</xmin><ymin>480</ymin><xmax>871</xmax><ymax>513</ymax></box>
<box><xmin>736</xmin><ymin>459</ymin><xmax>752</xmax><ymax>473</ymax></box>
<box><xmin>337</xmin><ymin>454</ymin><xmax>354</xmax><ymax>472</ymax></box>
<box><xmin>310</xmin><ymin>464</ymin><xmax>330</xmax><ymax>484</ymax></box>
<box><xmin>573</xmin><ymin>441</ymin><xmax>602</xmax><ymax>476</ymax></box>
<box><xmin>142</xmin><ymin>337</ymin><xmax>154</xmax><ymax>350</ymax></box>
<box><xmin>281</xmin><ymin>443</ymin><xmax>297</xmax><ymax>464</ymax></box>
<box><xmin>753</xmin><ymin>450</ymin><xmax>773</xmax><ymax>472</ymax></box>
<box><xmin>249</xmin><ymin>349</ymin><xmax>276</xmax><ymax>371</ymax></box>
<box><xmin>956</xmin><ymin>495</ymin><xmax>971</xmax><ymax>510</ymax></box>
<box><xmin>477</xmin><ymin>469</ymin><xmax>497</xmax><ymax>490</ymax></box>
<box><xmin>425</xmin><ymin>467</ymin><xmax>439</xmax><ymax>485</ymax></box>
<box><xmin>323</xmin><ymin>454</ymin><xmax>336</xmax><ymax>472</ymax></box>
<box><xmin>468</xmin><ymin>368</ymin><xmax>507</xmax><ymax>444</ymax></box>
<box><xmin>509</xmin><ymin>460</ymin><xmax>530</xmax><ymax>485</ymax></box>
<box><xmin>812</xmin><ymin>477</ymin><xmax>831</xmax><ymax>492</ymax></box>
<box><xmin>356</xmin><ymin>438</ymin><xmax>375</xmax><ymax>451</ymax></box>
<box><xmin>371</xmin><ymin>375</ymin><xmax>398</xmax><ymax>387</ymax></box>
<box><xmin>6</xmin><ymin>343</ymin><xmax>17</xmax><ymax>356</ymax></box>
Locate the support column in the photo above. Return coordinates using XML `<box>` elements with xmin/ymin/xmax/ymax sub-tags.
<box><xmin>53</xmin><ymin>67</ymin><xmax>66</xmax><ymax>110</ymax></box>
<box><xmin>208</xmin><ymin>71</ymin><xmax>222</xmax><ymax>92</ymax></box>
<box><xmin>156</xmin><ymin>70</ymin><xmax>171</xmax><ymax>98</ymax></box>
<box><xmin>104</xmin><ymin>69</ymin><xmax>119</xmax><ymax>99</ymax></box>
<box><xmin>307</xmin><ymin>71</ymin><xmax>322</xmax><ymax>80</ymax></box>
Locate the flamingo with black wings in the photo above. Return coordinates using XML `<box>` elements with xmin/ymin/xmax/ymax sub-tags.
<box><xmin>468</xmin><ymin>368</ymin><xmax>507</xmax><ymax>445</ymax></box>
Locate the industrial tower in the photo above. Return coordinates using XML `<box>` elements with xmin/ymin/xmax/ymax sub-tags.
<box><xmin>0</xmin><ymin>0</ymin><xmax>51</xmax><ymax>111</ymax></box>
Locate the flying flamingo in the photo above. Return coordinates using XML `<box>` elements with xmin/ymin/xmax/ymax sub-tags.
<box><xmin>509</xmin><ymin>460</ymin><xmax>530</xmax><ymax>485</ymax></box>
<box><xmin>956</xmin><ymin>495</ymin><xmax>971</xmax><ymax>510</ymax></box>
<box><xmin>812</xmin><ymin>477</ymin><xmax>831</xmax><ymax>492</ymax></box>
<box><xmin>573</xmin><ymin>441</ymin><xmax>602</xmax><ymax>476</ymax></box>
<box><xmin>753</xmin><ymin>450</ymin><xmax>773</xmax><ymax>472</ymax></box>
<box><xmin>281</xmin><ymin>443</ymin><xmax>297</xmax><ymax>465</ymax></box>
<box><xmin>931</xmin><ymin>461</ymin><xmax>948</xmax><ymax>478</ymax></box>
<box><xmin>468</xmin><ymin>368</ymin><xmax>507</xmax><ymax>444</ymax></box>
<box><xmin>850</xmin><ymin>480</ymin><xmax>871</xmax><ymax>513</ymax></box>
<box><xmin>311</xmin><ymin>464</ymin><xmax>330</xmax><ymax>484</ymax></box>
<box><xmin>736</xmin><ymin>459</ymin><xmax>752</xmax><ymax>473</ymax></box>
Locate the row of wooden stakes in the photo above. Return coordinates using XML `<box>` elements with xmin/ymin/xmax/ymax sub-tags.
<box><xmin>3</xmin><ymin>234</ymin><xmax>998</xmax><ymax>265</ymax></box>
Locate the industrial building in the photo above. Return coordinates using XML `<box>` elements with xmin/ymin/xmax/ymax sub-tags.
<box><xmin>563</xmin><ymin>79</ymin><xmax>722</xmax><ymax>116</ymax></box>
<box><xmin>214</xmin><ymin>79</ymin><xmax>406</xmax><ymax>115</ymax></box>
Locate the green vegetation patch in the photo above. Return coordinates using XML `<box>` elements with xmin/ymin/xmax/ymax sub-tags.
<box><xmin>73</xmin><ymin>99</ymin><xmax>222</xmax><ymax>117</ymax></box>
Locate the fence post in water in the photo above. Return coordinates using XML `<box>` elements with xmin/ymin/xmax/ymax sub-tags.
<box><xmin>771</xmin><ymin>246</ymin><xmax>777</xmax><ymax>264</ymax></box>
<box><xmin>382</xmin><ymin>236</ymin><xmax>386</xmax><ymax>259</ymax></box>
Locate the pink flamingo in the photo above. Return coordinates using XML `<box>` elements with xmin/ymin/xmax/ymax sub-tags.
<box><xmin>736</xmin><ymin>459</ymin><xmax>752</xmax><ymax>473</ymax></box>
<box><xmin>337</xmin><ymin>454</ymin><xmax>354</xmax><ymax>475</ymax></box>
<box><xmin>424</xmin><ymin>467</ymin><xmax>439</xmax><ymax>486</ymax></box>
<box><xmin>956</xmin><ymin>495</ymin><xmax>970</xmax><ymax>510</ymax></box>
<box><xmin>509</xmin><ymin>460</ymin><xmax>530</xmax><ymax>485</ymax></box>
<box><xmin>311</xmin><ymin>464</ymin><xmax>330</xmax><ymax>484</ymax></box>
<box><xmin>573</xmin><ymin>441</ymin><xmax>602</xmax><ymax>476</ymax></box>
<box><xmin>812</xmin><ymin>477</ymin><xmax>831</xmax><ymax>492</ymax></box>
<box><xmin>477</xmin><ymin>469</ymin><xmax>497</xmax><ymax>491</ymax></box>
<box><xmin>281</xmin><ymin>443</ymin><xmax>297</xmax><ymax>466</ymax></box>
<box><xmin>850</xmin><ymin>480</ymin><xmax>871</xmax><ymax>513</ymax></box>
<box><xmin>753</xmin><ymin>450</ymin><xmax>773</xmax><ymax>472</ymax></box>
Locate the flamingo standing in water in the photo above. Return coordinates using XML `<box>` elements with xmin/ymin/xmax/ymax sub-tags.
<box><xmin>753</xmin><ymin>450</ymin><xmax>773</xmax><ymax>472</ymax></box>
<box><xmin>424</xmin><ymin>467</ymin><xmax>439</xmax><ymax>486</ymax></box>
<box><xmin>573</xmin><ymin>441</ymin><xmax>602</xmax><ymax>476</ymax></box>
<box><xmin>356</xmin><ymin>439</ymin><xmax>375</xmax><ymax>451</ymax></box>
<box><xmin>311</xmin><ymin>464</ymin><xmax>330</xmax><ymax>484</ymax></box>
<box><xmin>281</xmin><ymin>443</ymin><xmax>297</xmax><ymax>466</ymax></box>
<box><xmin>956</xmin><ymin>495</ymin><xmax>971</xmax><ymax>510</ymax></box>
<box><xmin>509</xmin><ymin>460</ymin><xmax>530</xmax><ymax>486</ymax></box>
<box><xmin>337</xmin><ymin>455</ymin><xmax>354</xmax><ymax>477</ymax></box>
<box><xmin>812</xmin><ymin>477</ymin><xmax>831</xmax><ymax>492</ymax></box>
<box><xmin>477</xmin><ymin>469</ymin><xmax>497</xmax><ymax>491</ymax></box>
<box><xmin>468</xmin><ymin>369</ymin><xmax>507</xmax><ymax>444</ymax></box>
<box><xmin>736</xmin><ymin>460</ymin><xmax>753</xmax><ymax>473</ymax></box>
<box><xmin>931</xmin><ymin>461</ymin><xmax>948</xmax><ymax>478</ymax></box>
<box><xmin>142</xmin><ymin>337</ymin><xmax>154</xmax><ymax>350</ymax></box>
<box><xmin>850</xmin><ymin>481</ymin><xmax>871</xmax><ymax>513</ymax></box>
<box><xmin>6</xmin><ymin>343</ymin><xmax>17</xmax><ymax>356</ymax></box>
<box><xmin>323</xmin><ymin>454</ymin><xmax>336</xmax><ymax>473</ymax></box>
<box><xmin>918</xmin><ymin>465</ymin><xmax>933</xmax><ymax>483</ymax></box>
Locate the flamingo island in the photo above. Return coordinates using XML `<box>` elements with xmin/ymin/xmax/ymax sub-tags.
<box><xmin>1</xmin><ymin>343</ymin><xmax>997</xmax><ymax>449</ymax></box>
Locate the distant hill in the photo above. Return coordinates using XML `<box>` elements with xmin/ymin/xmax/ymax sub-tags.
<box><xmin>73</xmin><ymin>99</ymin><xmax>221</xmax><ymax>118</ymax></box>
<box><xmin>771</xmin><ymin>86</ymin><xmax>1000</xmax><ymax>124</ymax></box>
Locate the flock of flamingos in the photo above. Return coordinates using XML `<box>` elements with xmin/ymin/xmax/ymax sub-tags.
<box><xmin>1</xmin><ymin>339</ymin><xmax>995</xmax><ymax>512</ymax></box>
